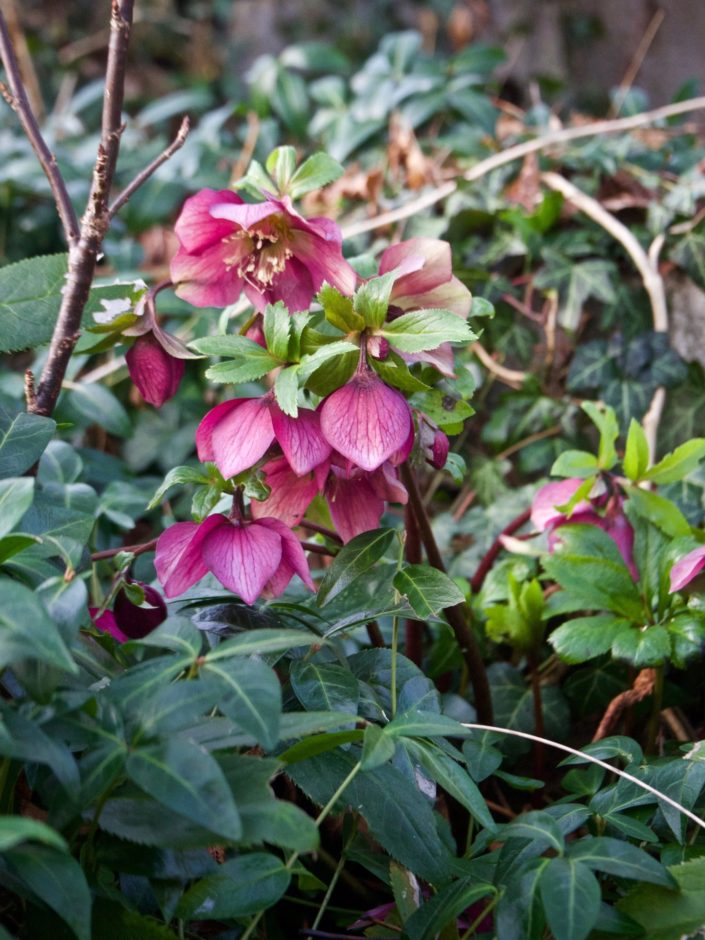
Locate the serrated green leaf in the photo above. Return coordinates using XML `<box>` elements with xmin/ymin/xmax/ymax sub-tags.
<box><xmin>147</xmin><ymin>464</ymin><xmax>212</xmax><ymax>509</ymax></box>
<box><xmin>353</xmin><ymin>271</ymin><xmax>397</xmax><ymax>329</ymax></box>
<box><xmin>550</xmin><ymin>615</ymin><xmax>633</xmax><ymax>664</ymax></box>
<box><xmin>263</xmin><ymin>301</ymin><xmax>292</xmax><ymax>360</ymax></box>
<box><xmin>625</xmin><ymin>486</ymin><xmax>691</xmax><ymax>537</ymax></box>
<box><xmin>177</xmin><ymin>852</ymin><xmax>290</xmax><ymax>920</ymax></box>
<box><xmin>205</xmin><ymin>354</ymin><xmax>280</xmax><ymax>384</ymax></box>
<box><xmin>582</xmin><ymin>401</ymin><xmax>619</xmax><ymax>469</ymax></box>
<box><xmin>503</xmin><ymin>810</ymin><xmax>565</xmax><ymax>854</ymax></box>
<box><xmin>406</xmin><ymin>880</ymin><xmax>494</xmax><ymax>940</ymax></box>
<box><xmin>290</xmin><ymin>661</ymin><xmax>359</xmax><ymax>715</ymax></box>
<box><xmin>393</xmin><ymin>564</ymin><xmax>465</xmax><ymax>618</ymax></box>
<box><xmin>623</xmin><ymin>418</ymin><xmax>650</xmax><ymax>481</ymax></box>
<box><xmin>611</xmin><ymin>624</ymin><xmax>670</xmax><ymax>666</ymax></box>
<box><xmin>361</xmin><ymin>723</ymin><xmax>396</xmax><ymax>769</ymax></box>
<box><xmin>289</xmin><ymin>152</ymin><xmax>344</xmax><ymax>198</ymax></box>
<box><xmin>274</xmin><ymin>365</ymin><xmax>300</xmax><ymax>417</ymax></box>
<box><xmin>318</xmin><ymin>282</ymin><xmax>364</xmax><ymax>332</ymax></box>
<box><xmin>617</xmin><ymin>856</ymin><xmax>705</xmax><ymax>939</ymax></box>
<box><xmin>568</xmin><ymin>836</ymin><xmax>674</xmax><ymax>887</ymax></box>
<box><xmin>266</xmin><ymin>145</ymin><xmax>297</xmax><ymax>191</ymax></box>
<box><xmin>318</xmin><ymin>528</ymin><xmax>397</xmax><ymax>605</ymax></box>
<box><xmin>297</xmin><ymin>339</ymin><xmax>359</xmax><ymax>381</ymax></box>
<box><xmin>644</xmin><ymin>438</ymin><xmax>705</xmax><ymax>484</ymax></box>
<box><xmin>0</xmin><ymin>254</ymin><xmax>69</xmax><ymax>353</ymax></box>
<box><xmin>0</xmin><ymin>816</ymin><xmax>68</xmax><ymax>853</ymax></box>
<box><xmin>126</xmin><ymin>738</ymin><xmax>242</xmax><ymax>841</ymax></box>
<box><xmin>381</xmin><ymin>308</ymin><xmax>476</xmax><ymax>352</ymax></box>
<box><xmin>0</xmin><ymin>410</ymin><xmax>55</xmax><ymax>478</ymax></box>
<box><xmin>205</xmin><ymin>627</ymin><xmax>315</xmax><ymax>661</ymax></box>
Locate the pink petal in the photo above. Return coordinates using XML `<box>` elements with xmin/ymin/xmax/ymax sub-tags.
<box><xmin>326</xmin><ymin>469</ymin><xmax>385</xmax><ymax>543</ymax></box>
<box><xmin>170</xmin><ymin>243</ymin><xmax>245</xmax><ymax>309</ymax></box>
<box><xmin>605</xmin><ymin>513</ymin><xmax>637</xmax><ymax>581</ymax></box>
<box><xmin>382</xmin><ymin>238</ymin><xmax>452</xmax><ymax>299</ymax></box>
<box><xmin>403</xmin><ymin>342</ymin><xmax>456</xmax><ymax>377</ymax></box>
<box><xmin>90</xmin><ymin>607</ymin><xmax>129</xmax><ymax>643</ymax></box>
<box><xmin>251</xmin><ymin>457</ymin><xmax>320</xmax><ymax>527</ymax></box>
<box><xmin>393</xmin><ymin>276</ymin><xmax>473</xmax><ymax>319</ymax></box>
<box><xmin>174</xmin><ymin>189</ymin><xmax>242</xmax><ymax>253</ymax></box>
<box><xmin>126</xmin><ymin>333</ymin><xmax>184</xmax><ymax>407</ymax></box>
<box><xmin>257</xmin><ymin>516</ymin><xmax>315</xmax><ymax>594</ymax></box>
<box><xmin>430</xmin><ymin>429</ymin><xmax>449</xmax><ymax>469</ymax></box>
<box><xmin>669</xmin><ymin>545</ymin><xmax>705</xmax><ymax>593</ymax></box>
<box><xmin>289</xmin><ymin>229</ymin><xmax>358</xmax><ymax>296</ymax></box>
<box><xmin>531</xmin><ymin>479</ymin><xmax>590</xmax><ymax>532</ymax></box>
<box><xmin>266</xmin><ymin>256</ymin><xmax>316</xmax><ymax>313</ymax></box>
<box><xmin>370</xmin><ymin>462</ymin><xmax>408</xmax><ymax>505</ymax></box>
<box><xmin>209</xmin><ymin>199</ymin><xmax>281</xmax><ymax>231</ymax></box>
<box><xmin>196</xmin><ymin>399</ymin><xmax>242</xmax><ymax>463</ymax></box>
<box><xmin>320</xmin><ymin>372</ymin><xmax>413</xmax><ymax>473</ymax></box>
<box><xmin>155</xmin><ymin>515</ymin><xmax>228</xmax><ymax>598</ymax></box>
<box><xmin>200</xmin><ymin>520</ymin><xmax>282</xmax><ymax>604</ymax></box>
<box><xmin>271</xmin><ymin>406</ymin><xmax>332</xmax><ymax>476</ymax></box>
<box><xmin>210</xmin><ymin>398</ymin><xmax>276</xmax><ymax>479</ymax></box>
<box><xmin>388</xmin><ymin>421</ymin><xmax>415</xmax><ymax>467</ymax></box>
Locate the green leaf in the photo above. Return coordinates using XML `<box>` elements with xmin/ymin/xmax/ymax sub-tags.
<box><xmin>274</xmin><ymin>365</ymin><xmax>300</xmax><ymax>417</ymax></box>
<box><xmin>384</xmin><ymin>711</ymin><xmax>470</xmax><ymax>739</ymax></box>
<box><xmin>0</xmin><ymin>254</ymin><xmax>69</xmax><ymax>353</ymax></box>
<box><xmin>0</xmin><ymin>477</ymin><xmax>34</xmax><ymax>538</ymax></box>
<box><xmin>0</xmin><ymin>410</ymin><xmax>55</xmax><ymax>478</ymax></box>
<box><xmin>381</xmin><ymin>308</ymin><xmax>476</xmax><ymax>352</ymax></box>
<box><xmin>411</xmin><ymin>389</ymin><xmax>474</xmax><ymax>430</ymax></box>
<box><xmin>266</xmin><ymin>145</ymin><xmax>297</xmax><ymax>191</ymax></box>
<box><xmin>550</xmin><ymin>615</ymin><xmax>634</xmax><ymax>665</ymax></box>
<box><xmin>404</xmin><ymin>740</ymin><xmax>496</xmax><ymax>831</ymax></box>
<box><xmin>539</xmin><ymin>857</ymin><xmax>601</xmax><ymax>940</ymax></box>
<box><xmin>289</xmin><ymin>152</ymin><xmax>344</xmax><ymax>198</ymax></box>
<box><xmin>6</xmin><ymin>845</ymin><xmax>91</xmax><ymax>940</ymax></box>
<box><xmin>389</xmin><ymin>861</ymin><xmax>421</xmax><ymax>925</ymax></box>
<box><xmin>568</xmin><ymin>836</ymin><xmax>674</xmax><ymax>887</ymax></box>
<box><xmin>318</xmin><ymin>528</ymin><xmax>397</xmax><ymax>605</ymax></box>
<box><xmin>393</xmin><ymin>564</ymin><xmax>465</xmax><ymax>618</ymax></box>
<box><xmin>611</xmin><ymin>624</ymin><xmax>671</xmax><ymax>666</ymax></box>
<box><xmin>203</xmin><ymin>657</ymin><xmax>281</xmax><ymax>750</ymax></box>
<box><xmin>0</xmin><ymin>578</ymin><xmax>77</xmax><ymax>674</ymax></box>
<box><xmin>405</xmin><ymin>881</ymin><xmax>495</xmax><ymax>940</ymax></box>
<box><xmin>318</xmin><ymin>282</ymin><xmax>365</xmax><ymax>332</ymax></box>
<box><xmin>290</xmin><ymin>661</ymin><xmax>359</xmax><ymax>715</ymax></box>
<box><xmin>644</xmin><ymin>438</ymin><xmax>705</xmax><ymax>484</ymax></box>
<box><xmin>353</xmin><ymin>271</ymin><xmax>397</xmax><ymax>329</ymax></box>
<box><xmin>567</xmin><ymin>339</ymin><xmax>618</xmax><ymax>392</ymax></box>
<box><xmin>146</xmin><ymin>464</ymin><xmax>212</xmax><ymax>509</ymax></box>
<box><xmin>177</xmin><ymin>852</ymin><xmax>290</xmax><ymax>920</ymax></box>
<box><xmin>671</xmin><ymin>222</ymin><xmax>705</xmax><ymax>289</ymax></box>
<box><xmin>617</xmin><ymin>856</ymin><xmax>705</xmax><ymax>939</ymax></box>
<box><xmin>126</xmin><ymin>738</ymin><xmax>242</xmax><ymax>841</ymax></box>
<box><xmin>263</xmin><ymin>301</ymin><xmax>292</xmax><ymax>360</ymax></box>
<box><xmin>625</xmin><ymin>486</ymin><xmax>691</xmax><ymax>538</ymax></box>
<box><xmin>65</xmin><ymin>383</ymin><xmax>131</xmax><ymax>438</ymax></box>
<box><xmin>503</xmin><ymin>810</ymin><xmax>565</xmax><ymax>854</ymax></box>
<box><xmin>0</xmin><ymin>816</ymin><xmax>68</xmax><ymax>853</ymax></box>
<box><xmin>297</xmin><ymin>339</ymin><xmax>359</xmax><ymax>381</ymax></box>
<box><xmin>361</xmin><ymin>723</ymin><xmax>396</xmax><ymax>769</ymax></box>
<box><xmin>204</xmin><ymin>627</ymin><xmax>315</xmax><ymax>661</ymax></box>
<box><xmin>623</xmin><ymin>419</ymin><xmax>650</xmax><ymax>481</ymax></box>
<box><xmin>582</xmin><ymin>401</ymin><xmax>619</xmax><ymax>470</ymax></box>
<box><xmin>278</xmin><ymin>728</ymin><xmax>363</xmax><ymax>764</ymax></box>
<box><xmin>550</xmin><ymin>450</ymin><xmax>599</xmax><ymax>478</ymax></box>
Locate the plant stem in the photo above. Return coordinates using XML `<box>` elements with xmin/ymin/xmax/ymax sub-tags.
<box><xmin>91</xmin><ymin>537</ymin><xmax>158</xmax><ymax>562</ymax></box>
<box><xmin>403</xmin><ymin>505</ymin><xmax>423</xmax><ymax>666</ymax></box>
<box><xmin>646</xmin><ymin>664</ymin><xmax>664</xmax><ymax>754</ymax></box>
<box><xmin>528</xmin><ymin>652</ymin><xmax>545</xmax><ymax>782</ymax></box>
<box><xmin>390</xmin><ymin>616</ymin><xmax>399</xmax><ymax>717</ymax></box>
<box><xmin>470</xmin><ymin>509</ymin><xmax>531</xmax><ymax>595</ymax></box>
<box><xmin>311</xmin><ymin>826</ymin><xmax>354</xmax><ymax>931</ymax></box>
<box><xmin>459</xmin><ymin>893</ymin><xmax>499</xmax><ymax>939</ymax></box>
<box><xmin>400</xmin><ymin>463</ymin><xmax>493</xmax><ymax>723</ymax></box>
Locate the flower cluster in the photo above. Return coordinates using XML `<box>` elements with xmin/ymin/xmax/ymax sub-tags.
<box><xmin>144</xmin><ymin>171</ymin><xmax>474</xmax><ymax>606</ymax></box>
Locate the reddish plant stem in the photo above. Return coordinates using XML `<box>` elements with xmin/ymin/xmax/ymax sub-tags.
<box><xmin>400</xmin><ymin>463</ymin><xmax>493</xmax><ymax>724</ymax></box>
<box><xmin>91</xmin><ymin>537</ymin><xmax>158</xmax><ymax>561</ymax></box>
<box><xmin>470</xmin><ymin>508</ymin><xmax>531</xmax><ymax>595</ymax></box>
<box><xmin>365</xmin><ymin>619</ymin><xmax>385</xmax><ymax>648</ymax></box>
<box><xmin>403</xmin><ymin>504</ymin><xmax>423</xmax><ymax>666</ymax></box>
<box><xmin>298</xmin><ymin>520</ymin><xmax>343</xmax><ymax>545</ymax></box>
<box><xmin>528</xmin><ymin>651</ymin><xmax>545</xmax><ymax>783</ymax></box>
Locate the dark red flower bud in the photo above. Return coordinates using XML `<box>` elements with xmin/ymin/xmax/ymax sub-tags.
<box><xmin>126</xmin><ymin>333</ymin><xmax>185</xmax><ymax>407</ymax></box>
<box><xmin>113</xmin><ymin>581</ymin><xmax>168</xmax><ymax>639</ymax></box>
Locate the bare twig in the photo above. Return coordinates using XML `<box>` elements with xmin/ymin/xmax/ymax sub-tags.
<box><xmin>541</xmin><ymin>172</ymin><xmax>668</xmax><ymax>460</ymax></box>
<box><xmin>341</xmin><ymin>95</ymin><xmax>705</xmax><ymax>240</ymax></box>
<box><xmin>91</xmin><ymin>537</ymin><xmax>158</xmax><ymax>561</ymax></box>
<box><xmin>470</xmin><ymin>508</ymin><xmax>531</xmax><ymax>595</ymax></box>
<box><xmin>610</xmin><ymin>8</ymin><xmax>666</xmax><ymax>118</ymax></box>
<box><xmin>0</xmin><ymin>9</ymin><xmax>79</xmax><ymax>244</ymax></box>
<box><xmin>593</xmin><ymin>668</ymin><xmax>656</xmax><ymax>741</ymax></box>
<box><xmin>109</xmin><ymin>116</ymin><xmax>190</xmax><ymax>219</ymax></box>
<box><xmin>471</xmin><ymin>341</ymin><xmax>527</xmax><ymax>389</ymax></box>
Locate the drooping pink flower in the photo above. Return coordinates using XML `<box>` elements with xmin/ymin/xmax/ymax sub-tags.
<box><xmin>89</xmin><ymin>581</ymin><xmax>167</xmax><ymax>642</ymax></box>
<box><xmin>251</xmin><ymin>457</ymin><xmax>327</xmax><ymax>528</ymax></box>
<box><xmin>325</xmin><ymin>461</ymin><xmax>408</xmax><ymax>543</ymax></box>
<box><xmin>155</xmin><ymin>513</ymin><xmax>314</xmax><ymax>604</ymax></box>
<box><xmin>532</xmin><ymin>478</ymin><xmax>637</xmax><ymax>579</ymax></box>
<box><xmin>669</xmin><ymin>545</ymin><xmax>705</xmax><ymax>593</ymax></box>
<box><xmin>320</xmin><ymin>370</ymin><xmax>413</xmax><ymax>473</ymax></box>
<box><xmin>196</xmin><ymin>396</ymin><xmax>331</xmax><ymax>480</ymax></box>
<box><xmin>126</xmin><ymin>332</ymin><xmax>185</xmax><ymax>407</ymax></box>
<box><xmin>170</xmin><ymin>189</ymin><xmax>357</xmax><ymax>312</ymax></box>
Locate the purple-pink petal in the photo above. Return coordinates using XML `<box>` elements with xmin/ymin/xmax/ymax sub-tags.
<box><xmin>174</xmin><ymin>189</ymin><xmax>242</xmax><ymax>253</ymax></box>
<box><xmin>266</xmin><ymin>256</ymin><xmax>316</xmax><ymax>313</ymax></box>
<box><xmin>257</xmin><ymin>516</ymin><xmax>315</xmax><ymax>594</ymax></box>
<box><xmin>90</xmin><ymin>607</ymin><xmax>129</xmax><ymax>643</ymax></box>
<box><xmin>326</xmin><ymin>469</ymin><xmax>385</xmax><ymax>543</ymax></box>
<box><xmin>271</xmin><ymin>406</ymin><xmax>332</xmax><ymax>476</ymax></box>
<box><xmin>126</xmin><ymin>333</ymin><xmax>184</xmax><ymax>407</ymax></box>
<box><xmin>382</xmin><ymin>238</ymin><xmax>452</xmax><ymax>298</ymax></box>
<box><xmin>209</xmin><ymin>398</ymin><xmax>276</xmax><ymax>479</ymax></box>
<box><xmin>289</xmin><ymin>228</ymin><xmax>358</xmax><ymax>297</ymax></box>
<box><xmin>531</xmin><ymin>478</ymin><xmax>590</xmax><ymax>532</ymax></box>
<box><xmin>155</xmin><ymin>515</ymin><xmax>228</xmax><ymax>598</ymax></box>
<box><xmin>209</xmin><ymin>199</ymin><xmax>281</xmax><ymax>230</ymax></box>
<box><xmin>196</xmin><ymin>398</ymin><xmax>243</xmax><ymax>463</ymax></box>
<box><xmin>669</xmin><ymin>545</ymin><xmax>705</xmax><ymax>593</ymax></box>
<box><xmin>320</xmin><ymin>372</ymin><xmax>413</xmax><ymax>473</ymax></box>
<box><xmin>251</xmin><ymin>457</ymin><xmax>320</xmax><ymax>527</ymax></box>
<box><xmin>200</xmin><ymin>520</ymin><xmax>282</xmax><ymax>604</ymax></box>
<box><xmin>171</xmin><ymin>243</ymin><xmax>245</xmax><ymax>308</ymax></box>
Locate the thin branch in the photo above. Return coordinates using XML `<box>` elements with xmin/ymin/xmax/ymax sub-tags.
<box><xmin>91</xmin><ymin>537</ymin><xmax>157</xmax><ymax>561</ymax></box>
<box><xmin>541</xmin><ymin>171</ymin><xmax>668</xmax><ymax>460</ymax></box>
<box><xmin>462</xmin><ymin>722</ymin><xmax>705</xmax><ymax>834</ymax></box>
<box><xmin>340</xmin><ymin>95</ymin><xmax>705</xmax><ymax>240</ymax></box>
<box><xmin>32</xmin><ymin>0</ymin><xmax>135</xmax><ymax>417</ymax></box>
<box><xmin>0</xmin><ymin>9</ymin><xmax>79</xmax><ymax>244</ymax></box>
<box><xmin>301</xmin><ymin>541</ymin><xmax>337</xmax><ymax>557</ymax></box>
<box><xmin>109</xmin><ymin>115</ymin><xmax>190</xmax><ymax>219</ymax></box>
<box><xmin>609</xmin><ymin>8</ymin><xmax>666</xmax><ymax>118</ymax></box>
<box><xmin>471</xmin><ymin>341</ymin><xmax>527</xmax><ymax>388</ymax></box>
<box><xmin>470</xmin><ymin>508</ymin><xmax>531</xmax><ymax>595</ymax></box>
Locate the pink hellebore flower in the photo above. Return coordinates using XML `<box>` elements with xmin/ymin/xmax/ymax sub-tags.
<box><xmin>669</xmin><ymin>545</ymin><xmax>705</xmax><ymax>593</ymax></box>
<box><xmin>170</xmin><ymin>189</ymin><xmax>357</xmax><ymax>312</ymax></box>
<box><xmin>380</xmin><ymin>237</ymin><xmax>473</xmax><ymax>377</ymax></box>
<box><xmin>155</xmin><ymin>513</ymin><xmax>314</xmax><ymax>605</ymax></box>
<box><xmin>532</xmin><ymin>478</ymin><xmax>638</xmax><ymax>580</ymax></box>
<box><xmin>90</xmin><ymin>581</ymin><xmax>167</xmax><ymax>642</ymax></box>
<box><xmin>196</xmin><ymin>395</ymin><xmax>331</xmax><ymax>480</ymax></box>
<box><xmin>320</xmin><ymin>369</ymin><xmax>413</xmax><ymax>473</ymax></box>
<box><xmin>126</xmin><ymin>333</ymin><xmax>185</xmax><ymax>407</ymax></box>
<box><xmin>251</xmin><ymin>457</ymin><xmax>328</xmax><ymax>528</ymax></box>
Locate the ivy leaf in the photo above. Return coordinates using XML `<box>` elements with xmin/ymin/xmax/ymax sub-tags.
<box><xmin>381</xmin><ymin>308</ymin><xmax>476</xmax><ymax>352</ymax></box>
<box><xmin>567</xmin><ymin>340</ymin><xmax>618</xmax><ymax>391</ymax></box>
<box><xmin>318</xmin><ymin>528</ymin><xmax>397</xmax><ymax>605</ymax></box>
<box><xmin>0</xmin><ymin>410</ymin><xmax>55</xmax><ymax>478</ymax></box>
<box><xmin>393</xmin><ymin>564</ymin><xmax>465</xmax><ymax>618</ymax></box>
<box><xmin>670</xmin><ymin>221</ymin><xmax>705</xmax><ymax>289</ymax></box>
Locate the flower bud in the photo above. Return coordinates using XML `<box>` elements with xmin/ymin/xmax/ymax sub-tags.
<box><xmin>113</xmin><ymin>581</ymin><xmax>168</xmax><ymax>639</ymax></box>
<box><xmin>126</xmin><ymin>333</ymin><xmax>185</xmax><ymax>407</ymax></box>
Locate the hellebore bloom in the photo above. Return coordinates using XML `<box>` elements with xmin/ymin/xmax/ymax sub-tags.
<box><xmin>170</xmin><ymin>189</ymin><xmax>357</xmax><ymax>312</ymax></box>
<box><xmin>325</xmin><ymin>461</ymin><xmax>408</xmax><ymax>543</ymax></box>
<box><xmin>90</xmin><ymin>581</ymin><xmax>167</xmax><ymax>642</ymax></box>
<box><xmin>531</xmin><ymin>478</ymin><xmax>637</xmax><ymax>579</ymax></box>
<box><xmin>251</xmin><ymin>456</ymin><xmax>328</xmax><ymax>528</ymax></box>
<box><xmin>196</xmin><ymin>396</ymin><xmax>331</xmax><ymax>480</ymax></box>
<box><xmin>320</xmin><ymin>369</ymin><xmax>413</xmax><ymax>473</ymax></box>
<box><xmin>155</xmin><ymin>513</ymin><xmax>314</xmax><ymax>604</ymax></box>
<box><xmin>669</xmin><ymin>545</ymin><xmax>705</xmax><ymax>593</ymax></box>
<box><xmin>126</xmin><ymin>332</ymin><xmax>185</xmax><ymax>407</ymax></box>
